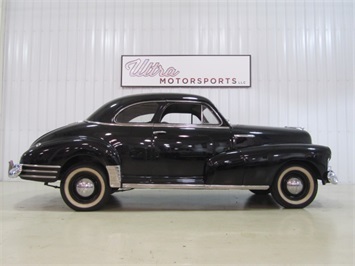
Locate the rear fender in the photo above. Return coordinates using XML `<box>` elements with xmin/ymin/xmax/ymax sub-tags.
<box><xmin>20</xmin><ymin>136</ymin><xmax>120</xmax><ymax>171</ymax></box>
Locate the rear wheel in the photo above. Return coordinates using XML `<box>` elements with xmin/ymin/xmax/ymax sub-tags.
<box><xmin>271</xmin><ymin>165</ymin><xmax>318</xmax><ymax>208</ymax></box>
<box><xmin>60</xmin><ymin>164</ymin><xmax>110</xmax><ymax>211</ymax></box>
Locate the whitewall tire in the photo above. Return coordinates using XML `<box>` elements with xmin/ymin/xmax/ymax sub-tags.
<box><xmin>60</xmin><ymin>165</ymin><xmax>110</xmax><ymax>211</ymax></box>
<box><xmin>271</xmin><ymin>165</ymin><xmax>318</xmax><ymax>208</ymax></box>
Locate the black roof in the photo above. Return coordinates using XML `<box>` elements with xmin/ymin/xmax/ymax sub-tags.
<box><xmin>87</xmin><ymin>93</ymin><xmax>219</xmax><ymax>123</ymax></box>
<box><xmin>112</xmin><ymin>93</ymin><xmax>210</xmax><ymax>103</ymax></box>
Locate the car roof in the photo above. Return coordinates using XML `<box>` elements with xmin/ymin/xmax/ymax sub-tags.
<box><xmin>113</xmin><ymin>93</ymin><xmax>210</xmax><ymax>103</ymax></box>
<box><xmin>87</xmin><ymin>93</ymin><xmax>225</xmax><ymax>124</ymax></box>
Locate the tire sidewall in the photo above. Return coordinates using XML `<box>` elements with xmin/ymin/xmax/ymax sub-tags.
<box><xmin>60</xmin><ymin>165</ymin><xmax>109</xmax><ymax>211</ymax></box>
<box><xmin>272</xmin><ymin>165</ymin><xmax>318</xmax><ymax>208</ymax></box>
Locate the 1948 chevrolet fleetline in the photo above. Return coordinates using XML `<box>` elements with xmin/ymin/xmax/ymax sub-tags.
<box><xmin>9</xmin><ymin>93</ymin><xmax>338</xmax><ymax>211</ymax></box>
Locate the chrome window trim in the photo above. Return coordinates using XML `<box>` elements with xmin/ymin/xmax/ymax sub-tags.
<box><xmin>85</xmin><ymin>120</ymin><xmax>153</xmax><ymax>127</ymax></box>
<box><xmin>160</xmin><ymin>100</ymin><xmax>224</xmax><ymax>127</ymax></box>
<box><xmin>88</xmin><ymin>99</ymin><xmax>228</xmax><ymax>129</ymax></box>
<box><xmin>113</xmin><ymin>100</ymin><xmax>162</xmax><ymax>124</ymax></box>
<box><xmin>85</xmin><ymin>120</ymin><xmax>231</xmax><ymax>130</ymax></box>
<box><xmin>153</xmin><ymin>124</ymin><xmax>230</xmax><ymax>129</ymax></box>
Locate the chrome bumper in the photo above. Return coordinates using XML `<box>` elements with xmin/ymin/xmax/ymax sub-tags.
<box><xmin>8</xmin><ymin>160</ymin><xmax>22</xmax><ymax>178</ymax></box>
<box><xmin>327</xmin><ymin>167</ymin><xmax>338</xmax><ymax>184</ymax></box>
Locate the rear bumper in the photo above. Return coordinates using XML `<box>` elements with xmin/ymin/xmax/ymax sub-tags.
<box><xmin>8</xmin><ymin>161</ymin><xmax>61</xmax><ymax>182</ymax></box>
<box><xmin>327</xmin><ymin>167</ymin><xmax>338</xmax><ymax>184</ymax></box>
<box><xmin>8</xmin><ymin>160</ymin><xmax>22</xmax><ymax>178</ymax></box>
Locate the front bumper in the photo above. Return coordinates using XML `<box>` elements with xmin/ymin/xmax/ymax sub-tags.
<box><xmin>8</xmin><ymin>161</ymin><xmax>61</xmax><ymax>182</ymax></box>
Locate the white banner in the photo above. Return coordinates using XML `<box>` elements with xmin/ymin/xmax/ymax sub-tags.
<box><xmin>121</xmin><ymin>55</ymin><xmax>251</xmax><ymax>88</ymax></box>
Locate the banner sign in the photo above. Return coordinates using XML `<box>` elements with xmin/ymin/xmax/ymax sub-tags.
<box><xmin>121</xmin><ymin>55</ymin><xmax>251</xmax><ymax>88</ymax></box>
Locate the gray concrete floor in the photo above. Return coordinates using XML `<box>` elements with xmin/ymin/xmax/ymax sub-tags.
<box><xmin>0</xmin><ymin>181</ymin><xmax>354</xmax><ymax>265</ymax></box>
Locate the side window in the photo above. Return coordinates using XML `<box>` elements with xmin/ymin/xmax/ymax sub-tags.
<box><xmin>160</xmin><ymin>103</ymin><xmax>220</xmax><ymax>125</ymax></box>
<box><xmin>162</xmin><ymin>113</ymin><xmax>201</xmax><ymax>124</ymax></box>
<box><xmin>201</xmin><ymin>105</ymin><xmax>220</xmax><ymax>125</ymax></box>
<box><xmin>115</xmin><ymin>102</ymin><xmax>159</xmax><ymax>123</ymax></box>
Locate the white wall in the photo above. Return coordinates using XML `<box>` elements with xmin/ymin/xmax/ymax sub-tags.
<box><xmin>1</xmin><ymin>0</ymin><xmax>354</xmax><ymax>182</ymax></box>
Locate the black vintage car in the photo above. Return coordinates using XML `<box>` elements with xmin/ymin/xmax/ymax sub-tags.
<box><xmin>9</xmin><ymin>93</ymin><xmax>338</xmax><ymax>211</ymax></box>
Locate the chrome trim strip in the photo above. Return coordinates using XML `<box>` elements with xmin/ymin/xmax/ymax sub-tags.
<box><xmin>153</xmin><ymin>124</ymin><xmax>229</xmax><ymax>129</ymax></box>
<box><xmin>153</xmin><ymin>131</ymin><xmax>167</xmax><ymax>135</ymax></box>
<box><xmin>234</xmin><ymin>134</ymin><xmax>255</xmax><ymax>138</ymax></box>
<box><xmin>85</xmin><ymin>120</ymin><xmax>230</xmax><ymax>130</ymax></box>
<box><xmin>106</xmin><ymin>165</ymin><xmax>122</xmax><ymax>188</ymax></box>
<box><xmin>21</xmin><ymin>175</ymin><xmax>57</xmax><ymax>179</ymax></box>
<box><xmin>86</xmin><ymin>120</ymin><xmax>151</xmax><ymax>127</ymax></box>
<box><xmin>22</xmin><ymin>164</ymin><xmax>61</xmax><ymax>169</ymax></box>
<box><xmin>22</xmin><ymin>169</ymin><xmax>58</xmax><ymax>174</ymax></box>
<box><xmin>122</xmin><ymin>184</ymin><xmax>270</xmax><ymax>190</ymax></box>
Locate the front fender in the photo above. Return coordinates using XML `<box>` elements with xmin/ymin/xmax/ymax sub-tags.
<box><xmin>206</xmin><ymin>144</ymin><xmax>331</xmax><ymax>185</ymax></box>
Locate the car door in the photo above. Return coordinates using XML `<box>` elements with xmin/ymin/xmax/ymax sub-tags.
<box><xmin>151</xmin><ymin>101</ymin><xmax>232</xmax><ymax>184</ymax></box>
<box><xmin>112</xmin><ymin>101</ymin><xmax>159</xmax><ymax>180</ymax></box>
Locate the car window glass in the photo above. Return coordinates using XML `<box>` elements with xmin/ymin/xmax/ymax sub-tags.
<box><xmin>201</xmin><ymin>105</ymin><xmax>220</xmax><ymax>124</ymax></box>
<box><xmin>115</xmin><ymin>102</ymin><xmax>159</xmax><ymax>123</ymax></box>
<box><xmin>162</xmin><ymin>113</ymin><xmax>202</xmax><ymax>124</ymax></box>
<box><xmin>160</xmin><ymin>103</ymin><xmax>220</xmax><ymax>125</ymax></box>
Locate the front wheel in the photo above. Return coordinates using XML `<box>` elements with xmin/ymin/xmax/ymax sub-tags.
<box><xmin>60</xmin><ymin>164</ymin><xmax>110</xmax><ymax>211</ymax></box>
<box><xmin>271</xmin><ymin>165</ymin><xmax>318</xmax><ymax>208</ymax></box>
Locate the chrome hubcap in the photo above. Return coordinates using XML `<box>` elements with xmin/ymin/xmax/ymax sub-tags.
<box><xmin>286</xmin><ymin>177</ymin><xmax>304</xmax><ymax>195</ymax></box>
<box><xmin>75</xmin><ymin>178</ymin><xmax>95</xmax><ymax>197</ymax></box>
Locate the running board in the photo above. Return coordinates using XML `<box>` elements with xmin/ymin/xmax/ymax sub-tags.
<box><xmin>122</xmin><ymin>184</ymin><xmax>270</xmax><ymax>190</ymax></box>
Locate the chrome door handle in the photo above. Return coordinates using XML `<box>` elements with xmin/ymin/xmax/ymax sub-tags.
<box><xmin>153</xmin><ymin>131</ymin><xmax>167</xmax><ymax>135</ymax></box>
<box><xmin>234</xmin><ymin>134</ymin><xmax>255</xmax><ymax>138</ymax></box>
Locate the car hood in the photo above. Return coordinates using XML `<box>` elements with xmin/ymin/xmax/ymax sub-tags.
<box><xmin>230</xmin><ymin>124</ymin><xmax>312</xmax><ymax>146</ymax></box>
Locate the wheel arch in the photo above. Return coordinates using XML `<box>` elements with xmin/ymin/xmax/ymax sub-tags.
<box><xmin>59</xmin><ymin>153</ymin><xmax>122</xmax><ymax>189</ymax></box>
<box><xmin>272</xmin><ymin>157</ymin><xmax>328</xmax><ymax>186</ymax></box>
<box><xmin>272</xmin><ymin>160</ymin><xmax>319</xmax><ymax>184</ymax></box>
<box><xmin>49</xmin><ymin>137</ymin><xmax>122</xmax><ymax>181</ymax></box>
<box><xmin>60</xmin><ymin>155</ymin><xmax>109</xmax><ymax>180</ymax></box>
